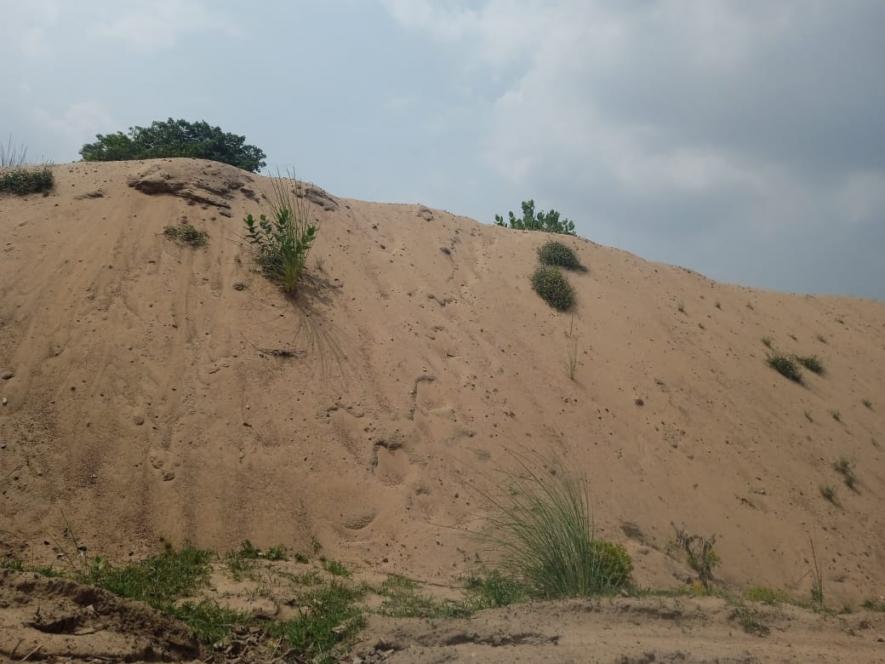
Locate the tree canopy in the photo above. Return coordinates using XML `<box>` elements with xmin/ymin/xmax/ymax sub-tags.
<box><xmin>80</xmin><ymin>118</ymin><xmax>267</xmax><ymax>172</ymax></box>
<box><xmin>495</xmin><ymin>200</ymin><xmax>576</xmax><ymax>235</ymax></box>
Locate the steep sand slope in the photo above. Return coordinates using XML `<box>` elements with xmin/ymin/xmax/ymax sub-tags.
<box><xmin>1</xmin><ymin>159</ymin><xmax>883</xmax><ymax>606</ymax></box>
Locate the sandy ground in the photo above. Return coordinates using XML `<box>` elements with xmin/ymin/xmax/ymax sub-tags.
<box><xmin>1</xmin><ymin>159</ymin><xmax>884</xmax><ymax>659</ymax></box>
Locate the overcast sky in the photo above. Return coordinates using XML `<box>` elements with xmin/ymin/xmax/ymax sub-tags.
<box><xmin>2</xmin><ymin>1</ymin><xmax>884</xmax><ymax>299</ymax></box>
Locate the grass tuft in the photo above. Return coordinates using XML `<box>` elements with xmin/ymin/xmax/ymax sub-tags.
<box><xmin>819</xmin><ymin>484</ymin><xmax>839</xmax><ymax>507</ymax></box>
<box><xmin>0</xmin><ymin>165</ymin><xmax>54</xmax><ymax>195</ymax></box>
<box><xmin>487</xmin><ymin>465</ymin><xmax>632</xmax><ymax>598</ymax></box>
<box><xmin>538</xmin><ymin>241</ymin><xmax>584</xmax><ymax>271</ymax></box>
<box><xmin>377</xmin><ymin>575</ymin><xmax>471</xmax><ymax>618</ymax></box>
<box><xmin>766</xmin><ymin>354</ymin><xmax>802</xmax><ymax>384</ymax></box>
<box><xmin>163</xmin><ymin>223</ymin><xmax>207</xmax><ymax>247</ymax></box>
<box><xmin>531</xmin><ymin>266</ymin><xmax>575</xmax><ymax>311</ymax></box>
<box><xmin>730</xmin><ymin>605</ymin><xmax>771</xmax><ymax>637</ymax></box>
<box><xmin>744</xmin><ymin>586</ymin><xmax>791</xmax><ymax>605</ymax></box>
<box><xmin>795</xmin><ymin>355</ymin><xmax>824</xmax><ymax>375</ymax></box>
<box><xmin>322</xmin><ymin>559</ymin><xmax>350</xmax><ymax>577</ymax></box>
<box><xmin>862</xmin><ymin>399</ymin><xmax>872</xmax><ymax>410</ymax></box>
<box><xmin>464</xmin><ymin>570</ymin><xmax>529</xmax><ymax>609</ymax></box>
<box><xmin>832</xmin><ymin>457</ymin><xmax>858</xmax><ymax>491</ymax></box>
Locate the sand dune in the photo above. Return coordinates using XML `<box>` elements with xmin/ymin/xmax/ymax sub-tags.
<box><xmin>1</xmin><ymin>158</ymin><xmax>883</xmax><ymax>612</ymax></box>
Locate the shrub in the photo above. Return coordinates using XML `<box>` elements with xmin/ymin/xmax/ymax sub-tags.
<box><xmin>496</xmin><ymin>199</ymin><xmax>576</xmax><ymax>235</ymax></box>
<box><xmin>80</xmin><ymin>118</ymin><xmax>266</xmax><ymax>172</ymax></box>
<box><xmin>795</xmin><ymin>355</ymin><xmax>824</xmax><ymax>375</ymax></box>
<box><xmin>465</xmin><ymin>570</ymin><xmax>529</xmax><ymax>609</ymax></box>
<box><xmin>244</xmin><ymin>174</ymin><xmax>317</xmax><ymax>294</ymax></box>
<box><xmin>767</xmin><ymin>354</ymin><xmax>802</xmax><ymax>384</ymax></box>
<box><xmin>531</xmin><ymin>266</ymin><xmax>575</xmax><ymax>311</ymax></box>
<box><xmin>672</xmin><ymin>526</ymin><xmax>719</xmax><ymax>589</ymax></box>
<box><xmin>538</xmin><ymin>241</ymin><xmax>584</xmax><ymax>271</ymax></box>
<box><xmin>163</xmin><ymin>223</ymin><xmax>207</xmax><ymax>247</ymax></box>
<box><xmin>488</xmin><ymin>465</ymin><xmax>632</xmax><ymax>597</ymax></box>
<box><xmin>0</xmin><ymin>166</ymin><xmax>54</xmax><ymax>195</ymax></box>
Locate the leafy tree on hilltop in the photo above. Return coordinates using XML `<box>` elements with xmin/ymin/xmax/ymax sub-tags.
<box><xmin>80</xmin><ymin>118</ymin><xmax>266</xmax><ymax>172</ymax></box>
<box><xmin>495</xmin><ymin>199</ymin><xmax>576</xmax><ymax>235</ymax></box>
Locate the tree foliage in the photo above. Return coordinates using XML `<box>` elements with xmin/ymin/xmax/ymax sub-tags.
<box><xmin>495</xmin><ymin>200</ymin><xmax>576</xmax><ymax>235</ymax></box>
<box><xmin>80</xmin><ymin>118</ymin><xmax>266</xmax><ymax>172</ymax></box>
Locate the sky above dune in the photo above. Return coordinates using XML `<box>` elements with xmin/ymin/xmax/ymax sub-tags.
<box><xmin>2</xmin><ymin>1</ymin><xmax>884</xmax><ymax>299</ymax></box>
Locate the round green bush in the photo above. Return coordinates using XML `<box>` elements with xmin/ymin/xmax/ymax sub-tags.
<box><xmin>588</xmin><ymin>540</ymin><xmax>633</xmax><ymax>591</ymax></box>
<box><xmin>531</xmin><ymin>266</ymin><xmax>575</xmax><ymax>311</ymax></box>
<box><xmin>538</xmin><ymin>241</ymin><xmax>583</xmax><ymax>271</ymax></box>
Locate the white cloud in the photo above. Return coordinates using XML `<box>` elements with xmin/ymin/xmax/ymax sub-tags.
<box><xmin>34</xmin><ymin>101</ymin><xmax>114</xmax><ymax>154</ymax></box>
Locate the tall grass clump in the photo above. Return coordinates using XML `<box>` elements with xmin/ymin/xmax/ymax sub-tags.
<box><xmin>795</xmin><ymin>355</ymin><xmax>824</xmax><ymax>375</ymax></box>
<box><xmin>538</xmin><ymin>241</ymin><xmax>584</xmax><ymax>271</ymax></box>
<box><xmin>0</xmin><ymin>138</ymin><xmax>53</xmax><ymax>195</ymax></box>
<box><xmin>531</xmin><ymin>266</ymin><xmax>575</xmax><ymax>311</ymax></box>
<box><xmin>244</xmin><ymin>172</ymin><xmax>317</xmax><ymax>294</ymax></box>
<box><xmin>487</xmin><ymin>465</ymin><xmax>632</xmax><ymax>598</ymax></box>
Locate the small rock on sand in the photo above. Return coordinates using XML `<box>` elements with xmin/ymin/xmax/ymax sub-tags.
<box><xmin>0</xmin><ymin>370</ymin><xmax>13</xmax><ymax>380</ymax></box>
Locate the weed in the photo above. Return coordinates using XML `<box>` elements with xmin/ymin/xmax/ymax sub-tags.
<box><xmin>744</xmin><ymin>586</ymin><xmax>791</xmax><ymax>605</ymax></box>
<box><xmin>531</xmin><ymin>266</ymin><xmax>575</xmax><ymax>311</ymax></box>
<box><xmin>832</xmin><ymin>457</ymin><xmax>858</xmax><ymax>491</ymax></box>
<box><xmin>265</xmin><ymin>545</ymin><xmax>288</xmax><ymax>561</ymax></box>
<box><xmin>538</xmin><ymin>241</ymin><xmax>584</xmax><ymax>271</ymax></box>
<box><xmin>486</xmin><ymin>464</ymin><xmax>632</xmax><ymax>598</ymax></box>
<box><xmin>730</xmin><ymin>605</ymin><xmax>771</xmax><ymax>637</ymax></box>
<box><xmin>565</xmin><ymin>316</ymin><xmax>579</xmax><ymax>380</ymax></box>
<box><xmin>767</xmin><ymin>354</ymin><xmax>802</xmax><ymax>384</ymax></box>
<box><xmin>761</xmin><ymin>336</ymin><xmax>773</xmax><ymax>348</ymax></box>
<box><xmin>804</xmin><ymin>410</ymin><xmax>814</xmax><ymax>423</ymax></box>
<box><xmin>163</xmin><ymin>223</ymin><xmax>207</xmax><ymax>247</ymax></box>
<box><xmin>293</xmin><ymin>552</ymin><xmax>309</xmax><ymax>564</ymax></box>
<box><xmin>862</xmin><ymin>599</ymin><xmax>885</xmax><ymax>612</ymax></box>
<box><xmin>816</xmin><ymin>334</ymin><xmax>827</xmax><ymax>344</ymax></box>
<box><xmin>862</xmin><ymin>399</ymin><xmax>872</xmax><ymax>410</ymax></box>
<box><xmin>464</xmin><ymin>570</ymin><xmax>529</xmax><ymax>609</ymax></box>
<box><xmin>322</xmin><ymin>559</ymin><xmax>350</xmax><ymax>577</ymax></box>
<box><xmin>377</xmin><ymin>575</ymin><xmax>471</xmax><ymax>619</ymax></box>
<box><xmin>1</xmin><ymin>557</ymin><xmax>24</xmax><ymax>571</ymax></box>
<box><xmin>795</xmin><ymin>355</ymin><xmax>824</xmax><ymax>375</ymax></box>
<box><xmin>169</xmin><ymin>601</ymin><xmax>248</xmax><ymax>644</ymax></box>
<box><xmin>244</xmin><ymin>173</ymin><xmax>317</xmax><ymax>295</ymax></box>
<box><xmin>672</xmin><ymin>526</ymin><xmax>719</xmax><ymax>590</ymax></box>
<box><xmin>809</xmin><ymin>538</ymin><xmax>824</xmax><ymax>610</ymax></box>
<box><xmin>268</xmin><ymin>582</ymin><xmax>364</xmax><ymax>663</ymax></box>
<box><xmin>831</xmin><ymin>410</ymin><xmax>842</xmax><ymax>423</ymax></box>
<box><xmin>819</xmin><ymin>485</ymin><xmax>839</xmax><ymax>506</ymax></box>
<box><xmin>80</xmin><ymin>545</ymin><xmax>212</xmax><ymax>607</ymax></box>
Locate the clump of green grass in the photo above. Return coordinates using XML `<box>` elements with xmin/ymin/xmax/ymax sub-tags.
<box><xmin>169</xmin><ymin>600</ymin><xmax>249</xmax><ymax>644</ymax></box>
<box><xmin>744</xmin><ymin>586</ymin><xmax>791</xmax><ymax>605</ymax></box>
<box><xmin>322</xmin><ymin>559</ymin><xmax>350</xmax><ymax>577</ymax></box>
<box><xmin>833</xmin><ymin>457</ymin><xmax>858</xmax><ymax>491</ymax></box>
<box><xmin>377</xmin><ymin>575</ymin><xmax>471</xmax><ymax>619</ymax></box>
<box><xmin>537</xmin><ymin>241</ymin><xmax>584</xmax><ymax>271</ymax></box>
<box><xmin>795</xmin><ymin>355</ymin><xmax>824</xmax><ymax>375</ymax></box>
<box><xmin>730</xmin><ymin>605</ymin><xmax>771</xmax><ymax>637</ymax></box>
<box><xmin>464</xmin><ymin>570</ymin><xmax>529</xmax><ymax>609</ymax></box>
<box><xmin>268</xmin><ymin>582</ymin><xmax>364</xmax><ymax>663</ymax></box>
<box><xmin>163</xmin><ymin>223</ymin><xmax>208</xmax><ymax>247</ymax></box>
<box><xmin>244</xmin><ymin>172</ymin><xmax>317</xmax><ymax>295</ymax></box>
<box><xmin>819</xmin><ymin>484</ymin><xmax>839</xmax><ymax>506</ymax></box>
<box><xmin>767</xmin><ymin>354</ymin><xmax>802</xmax><ymax>384</ymax></box>
<box><xmin>487</xmin><ymin>465</ymin><xmax>632</xmax><ymax>598</ymax></box>
<box><xmin>80</xmin><ymin>545</ymin><xmax>212</xmax><ymax>607</ymax></box>
<box><xmin>531</xmin><ymin>266</ymin><xmax>575</xmax><ymax>312</ymax></box>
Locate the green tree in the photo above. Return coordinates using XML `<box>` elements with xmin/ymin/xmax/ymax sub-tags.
<box><xmin>80</xmin><ymin>118</ymin><xmax>266</xmax><ymax>172</ymax></box>
<box><xmin>495</xmin><ymin>200</ymin><xmax>576</xmax><ymax>235</ymax></box>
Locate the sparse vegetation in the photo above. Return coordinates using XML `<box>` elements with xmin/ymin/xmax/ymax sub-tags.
<box><xmin>804</xmin><ymin>410</ymin><xmax>814</xmax><ymax>423</ymax></box>
<box><xmin>831</xmin><ymin>410</ymin><xmax>842</xmax><ymax>423</ymax></box>
<box><xmin>244</xmin><ymin>173</ymin><xmax>318</xmax><ymax>295</ymax></box>
<box><xmin>168</xmin><ymin>600</ymin><xmax>249</xmax><ymax>644</ymax></box>
<box><xmin>819</xmin><ymin>484</ymin><xmax>839</xmax><ymax>506</ymax></box>
<box><xmin>495</xmin><ymin>199</ymin><xmax>576</xmax><ymax>235</ymax></box>
<box><xmin>322</xmin><ymin>559</ymin><xmax>350</xmax><ymax>577</ymax></box>
<box><xmin>862</xmin><ymin>399</ymin><xmax>872</xmax><ymax>410</ymax></box>
<box><xmin>377</xmin><ymin>575</ymin><xmax>471</xmax><ymax>618</ymax></box>
<box><xmin>862</xmin><ymin>599</ymin><xmax>885</xmax><ymax>612</ymax></box>
<box><xmin>761</xmin><ymin>336</ymin><xmax>773</xmax><ymax>348</ymax></box>
<box><xmin>80</xmin><ymin>118</ymin><xmax>266</xmax><ymax>172</ymax></box>
<box><xmin>744</xmin><ymin>586</ymin><xmax>791</xmax><ymax>605</ymax></box>
<box><xmin>531</xmin><ymin>266</ymin><xmax>575</xmax><ymax>311</ymax></box>
<box><xmin>672</xmin><ymin>526</ymin><xmax>719</xmax><ymax>590</ymax></box>
<box><xmin>767</xmin><ymin>354</ymin><xmax>802</xmax><ymax>384</ymax></box>
<box><xmin>677</xmin><ymin>301</ymin><xmax>686</xmax><ymax>314</ymax></box>
<box><xmin>714</xmin><ymin>300</ymin><xmax>722</xmax><ymax>310</ymax></box>
<box><xmin>816</xmin><ymin>334</ymin><xmax>827</xmax><ymax>344</ymax></box>
<box><xmin>730</xmin><ymin>605</ymin><xmax>771</xmax><ymax>637</ymax></box>
<box><xmin>809</xmin><ymin>538</ymin><xmax>824</xmax><ymax>610</ymax></box>
<box><xmin>565</xmin><ymin>316</ymin><xmax>579</xmax><ymax>380</ymax></box>
<box><xmin>486</xmin><ymin>465</ymin><xmax>632</xmax><ymax>598</ymax></box>
<box><xmin>1</xmin><ymin>139</ymin><xmax>53</xmax><ymax>195</ymax></box>
<box><xmin>833</xmin><ymin>457</ymin><xmax>858</xmax><ymax>491</ymax></box>
<box><xmin>795</xmin><ymin>355</ymin><xmax>824</xmax><ymax>375</ymax></box>
<box><xmin>464</xmin><ymin>570</ymin><xmax>529</xmax><ymax>608</ymax></box>
<box><xmin>163</xmin><ymin>223</ymin><xmax>208</xmax><ymax>247</ymax></box>
<box><xmin>538</xmin><ymin>240</ymin><xmax>584</xmax><ymax>271</ymax></box>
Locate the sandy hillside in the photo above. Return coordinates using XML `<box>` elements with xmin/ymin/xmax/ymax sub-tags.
<box><xmin>1</xmin><ymin>158</ymin><xmax>884</xmax><ymax>611</ymax></box>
